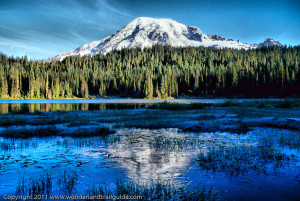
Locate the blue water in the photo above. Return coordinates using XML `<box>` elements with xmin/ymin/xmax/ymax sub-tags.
<box><xmin>0</xmin><ymin>106</ymin><xmax>299</xmax><ymax>200</ymax></box>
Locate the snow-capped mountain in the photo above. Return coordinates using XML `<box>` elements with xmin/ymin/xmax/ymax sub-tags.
<box><xmin>257</xmin><ymin>38</ymin><xmax>282</xmax><ymax>48</ymax></box>
<box><xmin>48</xmin><ymin>17</ymin><xmax>279</xmax><ymax>61</ymax></box>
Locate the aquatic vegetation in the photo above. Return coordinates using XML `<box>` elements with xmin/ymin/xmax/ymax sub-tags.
<box><xmin>14</xmin><ymin>170</ymin><xmax>216</xmax><ymax>201</ymax></box>
<box><xmin>261</xmin><ymin>131</ymin><xmax>300</xmax><ymax>150</ymax></box>
<box><xmin>86</xmin><ymin>180</ymin><xmax>216</xmax><ymax>201</ymax></box>
<box><xmin>56</xmin><ymin>135</ymin><xmax>120</xmax><ymax>148</ymax></box>
<box><xmin>111</xmin><ymin>180</ymin><xmax>216</xmax><ymax>201</ymax></box>
<box><xmin>0</xmin><ymin>160</ymin><xmax>4</xmax><ymax>170</ymax></box>
<box><xmin>278</xmin><ymin>133</ymin><xmax>300</xmax><ymax>150</ymax></box>
<box><xmin>217</xmin><ymin>99</ymin><xmax>300</xmax><ymax>108</ymax></box>
<box><xmin>1</xmin><ymin>104</ymin><xmax>300</xmax><ymax>201</ymax></box>
<box><xmin>16</xmin><ymin>171</ymin><xmax>52</xmax><ymax>196</ymax></box>
<box><xmin>28</xmin><ymin>172</ymin><xmax>52</xmax><ymax>196</ymax></box>
<box><xmin>85</xmin><ymin>183</ymin><xmax>113</xmax><ymax>199</ymax></box>
<box><xmin>0</xmin><ymin>141</ymin><xmax>15</xmax><ymax>151</ymax></box>
<box><xmin>274</xmin><ymin>99</ymin><xmax>298</xmax><ymax>108</ymax></box>
<box><xmin>0</xmin><ymin>112</ymin><xmax>88</xmax><ymax>127</ymax></box>
<box><xmin>183</xmin><ymin>120</ymin><xmax>252</xmax><ymax>134</ymax></box>
<box><xmin>218</xmin><ymin>100</ymin><xmax>241</xmax><ymax>107</ymax></box>
<box><xmin>0</xmin><ymin>114</ymin><xmax>64</xmax><ymax>127</ymax></box>
<box><xmin>0</xmin><ymin>124</ymin><xmax>115</xmax><ymax>138</ymax></box>
<box><xmin>197</xmin><ymin>146</ymin><xmax>289</xmax><ymax>176</ymax></box>
<box><xmin>1</xmin><ymin>125</ymin><xmax>60</xmax><ymax>138</ymax></box>
<box><xmin>146</xmin><ymin>101</ymin><xmax>206</xmax><ymax>110</ymax></box>
<box><xmin>57</xmin><ymin>168</ymin><xmax>79</xmax><ymax>195</ymax></box>
<box><xmin>62</xmin><ymin>126</ymin><xmax>116</xmax><ymax>138</ymax></box>
<box><xmin>261</xmin><ymin>119</ymin><xmax>300</xmax><ymax>131</ymax></box>
<box><xmin>150</xmin><ymin>136</ymin><xmax>201</xmax><ymax>151</ymax></box>
<box><xmin>0</xmin><ymin>154</ymin><xmax>9</xmax><ymax>171</ymax></box>
<box><xmin>0</xmin><ymin>139</ymin><xmax>38</xmax><ymax>151</ymax></box>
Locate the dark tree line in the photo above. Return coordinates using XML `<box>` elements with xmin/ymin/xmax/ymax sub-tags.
<box><xmin>0</xmin><ymin>45</ymin><xmax>299</xmax><ymax>99</ymax></box>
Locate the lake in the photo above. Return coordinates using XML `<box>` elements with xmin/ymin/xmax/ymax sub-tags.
<box><xmin>0</xmin><ymin>100</ymin><xmax>299</xmax><ymax>200</ymax></box>
<box><xmin>0</xmin><ymin>98</ymin><xmax>285</xmax><ymax>114</ymax></box>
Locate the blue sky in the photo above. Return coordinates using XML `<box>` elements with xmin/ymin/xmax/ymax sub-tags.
<box><xmin>0</xmin><ymin>0</ymin><xmax>299</xmax><ymax>60</ymax></box>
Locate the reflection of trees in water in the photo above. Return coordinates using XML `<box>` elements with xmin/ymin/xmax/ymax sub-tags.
<box><xmin>0</xmin><ymin>103</ymin><xmax>83</xmax><ymax>113</ymax></box>
<box><xmin>0</xmin><ymin>103</ymin><xmax>145</xmax><ymax>113</ymax></box>
<box><xmin>11</xmin><ymin>103</ymin><xmax>21</xmax><ymax>112</ymax></box>
<box><xmin>0</xmin><ymin>103</ymin><xmax>8</xmax><ymax>114</ymax></box>
<box><xmin>29</xmin><ymin>103</ymin><xmax>40</xmax><ymax>112</ymax></box>
<box><xmin>81</xmin><ymin>103</ymin><xmax>89</xmax><ymax>111</ymax></box>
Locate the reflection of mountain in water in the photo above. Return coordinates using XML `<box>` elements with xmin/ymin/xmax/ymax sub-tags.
<box><xmin>107</xmin><ymin>128</ymin><xmax>198</xmax><ymax>181</ymax></box>
<box><xmin>104</xmin><ymin>128</ymin><xmax>260</xmax><ymax>182</ymax></box>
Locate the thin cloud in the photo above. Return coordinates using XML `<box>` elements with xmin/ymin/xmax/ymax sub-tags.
<box><xmin>99</xmin><ymin>0</ymin><xmax>132</xmax><ymax>17</ymax></box>
<box><xmin>0</xmin><ymin>0</ymin><xmax>132</xmax><ymax>59</ymax></box>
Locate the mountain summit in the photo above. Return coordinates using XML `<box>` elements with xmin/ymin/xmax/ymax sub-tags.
<box><xmin>258</xmin><ymin>38</ymin><xmax>282</xmax><ymax>48</ymax></box>
<box><xmin>49</xmin><ymin>17</ymin><xmax>280</xmax><ymax>61</ymax></box>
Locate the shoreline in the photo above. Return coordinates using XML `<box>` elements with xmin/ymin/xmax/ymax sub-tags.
<box><xmin>0</xmin><ymin>98</ymin><xmax>289</xmax><ymax>104</ymax></box>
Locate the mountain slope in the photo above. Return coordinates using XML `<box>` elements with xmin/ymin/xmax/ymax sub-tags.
<box><xmin>48</xmin><ymin>17</ymin><xmax>278</xmax><ymax>61</ymax></box>
<box><xmin>258</xmin><ymin>38</ymin><xmax>282</xmax><ymax>48</ymax></box>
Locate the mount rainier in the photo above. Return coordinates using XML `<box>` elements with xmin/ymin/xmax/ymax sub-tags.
<box><xmin>49</xmin><ymin>17</ymin><xmax>281</xmax><ymax>61</ymax></box>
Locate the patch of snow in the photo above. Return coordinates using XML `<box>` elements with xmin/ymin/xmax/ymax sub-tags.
<box><xmin>47</xmin><ymin>17</ymin><xmax>278</xmax><ymax>62</ymax></box>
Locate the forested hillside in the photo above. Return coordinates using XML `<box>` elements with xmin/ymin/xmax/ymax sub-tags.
<box><xmin>0</xmin><ymin>45</ymin><xmax>299</xmax><ymax>99</ymax></box>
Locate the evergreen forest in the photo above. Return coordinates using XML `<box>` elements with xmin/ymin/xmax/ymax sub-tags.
<box><xmin>0</xmin><ymin>45</ymin><xmax>299</xmax><ymax>99</ymax></box>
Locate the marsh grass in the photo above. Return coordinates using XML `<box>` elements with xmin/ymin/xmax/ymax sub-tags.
<box><xmin>56</xmin><ymin>135</ymin><xmax>120</xmax><ymax>148</ymax></box>
<box><xmin>219</xmin><ymin>100</ymin><xmax>240</xmax><ymax>107</ymax></box>
<box><xmin>114</xmin><ymin>110</ymin><xmax>187</xmax><ymax>129</ymax></box>
<box><xmin>262</xmin><ymin>119</ymin><xmax>300</xmax><ymax>131</ymax></box>
<box><xmin>183</xmin><ymin>120</ymin><xmax>252</xmax><ymax>134</ymax></box>
<box><xmin>85</xmin><ymin>183</ymin><xmax>113</xmax><ymax>199</ymax></box>
<box><xmin>261</xmin><ymin>132</ymin><xmax>300</xmax><ymax>150</ymax></box>
<box><xmin>0</xmin><ymin>141</ymin><xmax>16</xmax><ymax>151</ymax></box>
<box><xmin>16</xmin><ymin>174</ymin><xmax>26</xmax><ymax>195</ymax></box>
<box><xmin>0</xmin><ymin>139</ymin><xmax>38</xmax><ymax>151</ymax></box>
<box><xmin>0</xmin><ymin>154</ymin><xmax>9</xmax><ymax>171</ymax></box>
<box><xmin>274</xmin><ymin>99</ymin><xmax>297</xmax><ymax>108</ymax></box>
<box><xmin>57</xmin><ymin>168</ymin><xmax>79</xmax><ymax>195</ymax></box>
<box><xmin>150</xmin><ymin>136</ymin><xmax>202</xmax><ymax>151</ymax></box>
<box><xmin>62</xmin><ymin>126</ymin><xmax>116</xmax><ymax>138</ymax></box>
<box><xmin>0</xmin><ymin>114</ymin><xmax>68</xmax><ymax>127</ymax></box>
<box><xmin>197</xmin><ymin>146</ymin><xmax>288</xmax><ymax>176</ymax></box>
<box><xmin>117</xmin><ymin>120</ymin><xmax>184</xmax><ymax>130</ymax></box>
<box><xmin>16</xmin><ymin>168</ymin><xmax>78</xmax><ymax>197</ymax></box>
<box><xmin>0</xmin><ymin>160</ymin><xmax>4</xmax><ymax>170</ymax></box>
<box><xmin>16</xmin><ymin>171</ymin><xmax>52</xmax><ymax>196</ymax></box>
<box><xmin>217</xmin><ymin>99</ymin><xmax>299</xmax><ymax>108</ymax></box>
<box><xmin>2</xmin><ymin>125</ymin><xmax>59</xmax><ymax>138</ymax></box>
<box><xmin>278</xmin><ymin>133</ymin><xmax>300</xmax><ymax>149</ymax></box>
<box><xmin>1</xmin><ymin>103</ymin><xmax>299</xmax><ymax>139</ymax></box>
<box><xmin>250</xmin><ymin>99</ymin><xmax>298</xmax><ymax>108</ymax></box>
<box><xmin>15</xmin><ymin>171</ymin><xmax>216</xmax><ymax>201</ymax></box>
<box><xmin>85</xmin><ymin>180</ymin><xmax>216</xmax><ymax>201</ymax></box>
<box><xmin>146</xmin><ymin>101</ymin><xmax>206</xmax><ymax>110</ymax></box>
<box><xmin>0</xmin><ymin>124</ymin><xmax>115</xmax><ymax>138</ymax></box>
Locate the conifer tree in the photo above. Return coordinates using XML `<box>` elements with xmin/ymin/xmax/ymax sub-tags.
<box><xmin>0</xmin><ymin>75</ymin><xmax>8</xmax><ymax>98</ymax></box>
